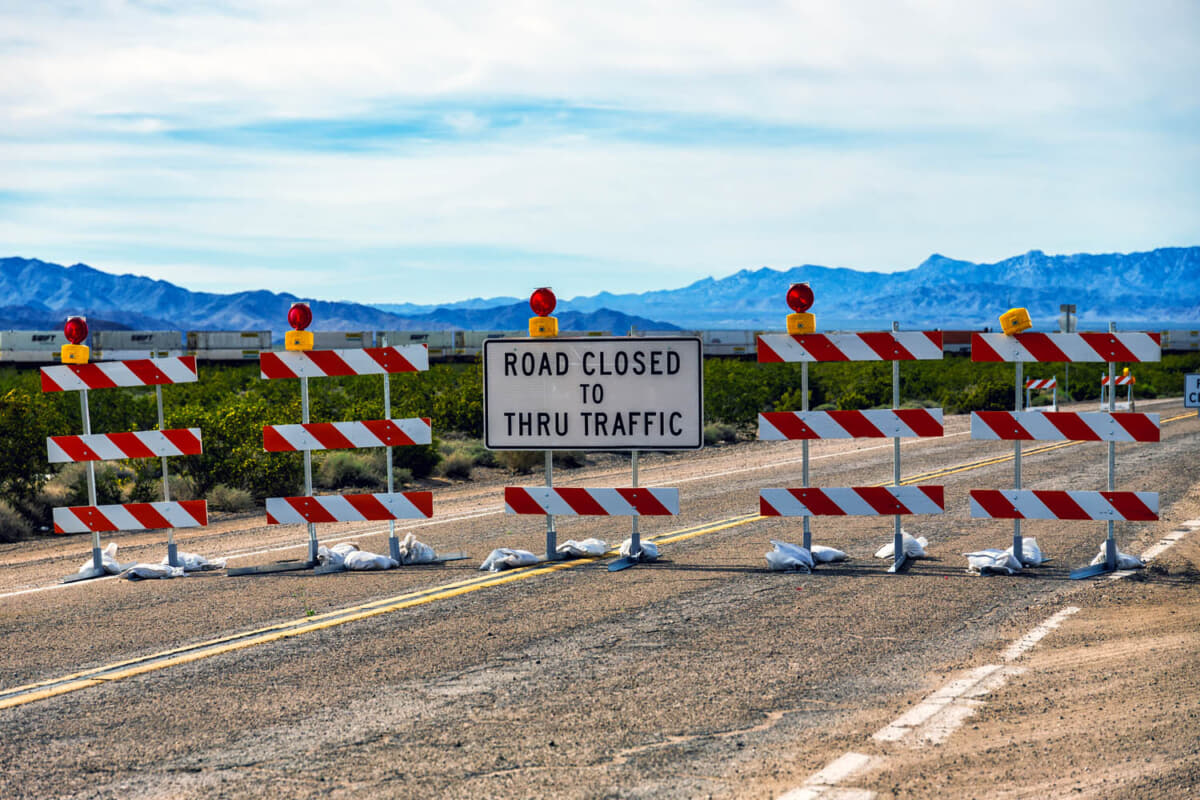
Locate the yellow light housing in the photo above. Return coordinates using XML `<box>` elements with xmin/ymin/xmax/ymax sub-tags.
<box><xmin>999</xmin><ymin>307</ymin><xmax>1032</xmax><ymax>335</ymax></box>
<box><xmin>529</xmin><ymin>316</ymin><xmax>558</xmax><ymax>338</ymax></box>
<box><xmin>786</xmin><ymin>312</ymin><xmax>816</xmax><ymax>335</ymax></box>
<box><xmin>60</xmin><ymin>344</ymin><xmax>90</xmax><ymax>364</ymax></box>
<box><xmin>285</xmin><ymin>330</ymin><xmax>314</xmax><ymax>351</ymax></box>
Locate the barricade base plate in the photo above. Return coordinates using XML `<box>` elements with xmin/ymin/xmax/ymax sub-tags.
<box><xmin>1069</xmin><ymin>562</ymin><xmax>1115</xmax><ymax>580</ymax></box>
<box><xmin>887</xmin><ymin>553</ymin><xmax>912</xmax><ymax>574</ymax></box>
<box><xmin>227</xmin><ymin>559</ymin><xmax>317</xmax><ymax>576</ymax></box>
<box><xmin>61</xmin><ymin>566</ymin><xmax>107</xmax><ymax>583</ymax></box>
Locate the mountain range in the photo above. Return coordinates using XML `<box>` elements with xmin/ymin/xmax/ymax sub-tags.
<box><xmin>2</xmin><ymin>247</ymin><xmax>1197</xmax><ymax>335</ymax></box>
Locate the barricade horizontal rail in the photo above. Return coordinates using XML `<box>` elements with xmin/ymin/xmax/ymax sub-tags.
<box><xmin>759</xmin><ymin>486</ymin><xmax>945</xmax><ymax>516</ymax></box>
<box><xmin>971</xmin><ymin>411</ymin><xmax>1159</xmax><ymax>442</ymax></box>
<box><xmin>53</xmin><ymin>500</ymin><xmax>209</xmax><ymax>533</ymax></box>
<box><xmin>260</xmin><ymin>346</ymin><xmax>429</xmax><ymax>379</ymax></box>
<box><xmin>1024</xmin><ymin>377</ymin><xmax>1057</xmax><ymax>390</ymax></box>
<box><xmin>265</xmin><ymin>492</ymin><xmax>434</xmax><ymax>524</ymax></box>
<box><xmin>41</xmin><ymin>356</ymin><xmax>199</xmax><ymax>392</ymax></box>
<box><xmin>504</xmin><ymin>486</ymin><xmax>680</xmax><ymax>516</ymax></box>
<box><xmin>1101</xmin><ymin>375</ymin><xmax>1136</xmax><ymax>386</ymax></box>
<box><xmin>968</xmin><ymin>489</ymin><xmax>1158</xmax><ymax>521</ymax></box>
<box><xmin>757</xmin><ymin>332</ymin><xmax>944</xmax><ymax>363</ymax></box>
<box><xmin>262</xmin><ymin>418</ymin><xmax>432</xmax><ymax>451</ymax></box>
<box><xmin>758</xmin><ymin>409</ymin><xmax>944</xmax><ymax>440</ymax></box>
<box><xmin>971</xmin><ymin>332</ymin><xmax>1161</xmax><ymax>363</ymax></box>
<box><xmin>47</xmin><ymin>428</ymin><xmax>204</xmax><ymax>462</ymax></box>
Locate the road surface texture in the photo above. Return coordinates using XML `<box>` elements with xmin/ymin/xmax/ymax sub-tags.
<box><xmin>1</xmin><ymin>398</ymin><xmax>1197</xmax><ymax>799</ymax></box>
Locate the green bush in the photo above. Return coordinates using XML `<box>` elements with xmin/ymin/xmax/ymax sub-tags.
<box><xmin>552</xmin><ymin>450</ymin><xmax>588</xmax><ymax>469</ymax></box>
<box><xmin>497</xmin><ymin>450</ymin><xmax>543</xmax><ymax>474</ymax></box>
<box><xmin>0</xmin><ymin>500</ymin><xmax>31</xmax><ymax>543</ymax></box>
<box><xmin>835</xmin><ymin>390</ymin><xmax>870</xmax><ymax>410</ymax></box>
<box><xmin>317</xmin><ymin>451</ymin><xmax>384</xmax><ymax>491</ymax></box>
<box><xmin>943</xmin><ymin>379</ymin><xmax>1012</xmax><ymax>414</ymax></box>
<box><xmin>703</xmin><ymin>422</ymin><xmax>738</xmax><ymax>445</ymax></box>
<box><xmin>207</xmin><ymin>484</ymin><xmax>256</xmax><ymax>512</ymax></box>
<box><xmin>438</xmin><ymin>452</ymin><xmax>474</xmax><ymax>480</ymax></box>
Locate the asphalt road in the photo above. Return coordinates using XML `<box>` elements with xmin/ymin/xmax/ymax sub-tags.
<box><xmin>1</xmin><ymin>399</ymin><xmax>1197</xmax><ymax>799</ymax></box>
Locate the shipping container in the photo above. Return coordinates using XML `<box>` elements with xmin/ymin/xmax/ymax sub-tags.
<box><xmin>0</xmin><ymin>330</ymin><xmax>65</xmax><ymax>350</ymax></box>
<box><xmin>310</xmin><ymin>331</ymin><xmax>371</xmax><ymax>349</ymax></box>
<box><xmin>92</xmin><ymin>330</ymin><xmax>183</xmax><ymax>351</ymax></box>
<box><xmin>187</xmin><ymin>330</ymin><xmax>272</xmax><ymax>350</ymax></box>
<box><xmin>94</xmin><ymin>349</ymin><xmax>183</xmax><ymax>361</ymax></box>
<box><xmin>1162</xmin><ymin>329</ymin><xmax>1200</xmax><ymax>352</ymax></box>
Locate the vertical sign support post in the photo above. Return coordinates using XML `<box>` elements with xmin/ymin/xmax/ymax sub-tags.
<box><xmin>629</xmin><ymin>449</ymin><xmax>641</xmax><ymax>559</ymax></box>
<box><xmin>545</xmin><ymin>450</ymin><xmax>558</xmax><ymax>560</ymax></box>
<box><xmin>300</xmin><ymin>373</ymin><xmax>318</xmax><ymax>566</ymax></box>
<box><xmin>381</xmin><ymin>334</ymin><xmax>399</xmax><ymax>564</ymax></box>
<box><xmin>889</xmin><ymin>321</ymin><xmax>905</xmax><ymax>572</ymax></box>
<box><xmin>78</xmin><ymin>387</ymin><xmax>103</xmax><ymax>577</ymax></box>
<box><xmin>1103</xmin><ymin>323</ymin><xmax>1118</xmax><ymax>570</ymax></box>
<box><xmin>800</xmin><ymin>360</ymin><xmax>811</xmax><ymax>550</ymax></box>
<box><xmin>1012</xmin><ymin>358</ymin><xmax>1024</xmax><ymax>562</ymax></box>
<box><xmin>156</xmin><ymin>384</ymin><xmax>179</xmax><ymax>567</ymax></box>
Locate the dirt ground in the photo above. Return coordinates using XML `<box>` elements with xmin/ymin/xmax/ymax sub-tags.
<box><xmin>0</xmin><ymin>399</ymin><xmax>1197</xmax><ymax>800</ymax></box>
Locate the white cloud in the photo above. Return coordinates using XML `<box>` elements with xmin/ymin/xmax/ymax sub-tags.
<box><xmin>0</xmin><ymin>1</ymin><xmax>1196</xmax><ymax>304</ymax></box>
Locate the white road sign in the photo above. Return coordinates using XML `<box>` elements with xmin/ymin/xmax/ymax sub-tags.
<box><xmin>484</xmin><ymin>337</ymin><xmax>703</xmax><ymax>450</ymax></box>
<box><xmin>1185</xmin><ymin>374</ymin><xmax>1200</xmax><ymax>408</ymax></box>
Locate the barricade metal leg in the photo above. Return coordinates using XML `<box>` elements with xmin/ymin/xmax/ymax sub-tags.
<box><xmin>801</xmin><ymin>361</ymin><xmax>812</xmax><ymax>551</ymax></box>
<box><xmin>62</xmin><ymin>388</ymin><xmax>107</xmax><ymax>583</ymax></box>
<box><xmin>156</xmin><ymin>385</ymin><xmax>181</xmax><ymax>568</ymax></box>
<box><xmin>544</xmin><ymin>450</ymin><xmax>560</xmax><ymax>561</ymax></box>
<box><xmin>609</xmin><ymin>450</ymin><xmax>644</xmax><ymax>571</ymax></box>
<box><xmin>1071</xmin><ymin>324</ymin><xmax>1122</xmax><ymax>579</ymax></box>
<box><xmin>888</xmin><ymin>322</ymin><xmax>909</xmax><ymax>573</ymax></box>
<box><xmin>1012</xmin><ymin>361</ymin><xmax>1024</xmax><ymax>563</ymax></box>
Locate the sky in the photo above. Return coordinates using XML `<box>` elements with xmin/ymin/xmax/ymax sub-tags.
<box><xmin>1</xmin><ymin>1</ymin><xmax>1197</xmax><ymax>307</ymax></box>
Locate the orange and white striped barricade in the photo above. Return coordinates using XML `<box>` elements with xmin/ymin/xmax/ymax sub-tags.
<box><xmin>232</xmin><ymin>323</ymin><xmax>446</xmax><ymax>574</ymax></box>
<box><xmin>1023</xmin><ymin>376</ymin><xmax>1058</xmax><ymax>411</ymax></box>
<box><xmin>1099</xmin><ymin>374</ymin><xmax>1136</xmax><ymax>411</ymax></box>
<box><xmin>756</xmin><ymin>327</ymin><xmax>945</xmax><ymax>572</ymax></box>
<box><xmin>42</xmin><ymin>348</ymin><xmax>205</xmax><ymax>582</ymax></box>
<box><xmin>969</xmin><ymin>329</ymin><xmax>1161</xmax><ymax>576</ymax></box>
<box><xmin>483</xmin><ymin>299</ymin><xmax>703</xmax><ymax>571</ymax></box>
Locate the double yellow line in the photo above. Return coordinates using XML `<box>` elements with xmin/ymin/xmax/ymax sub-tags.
<box><xmin>3</xmin><ymin>410</ymin><xmax>1193</xmax><ymax>711</ymax></box>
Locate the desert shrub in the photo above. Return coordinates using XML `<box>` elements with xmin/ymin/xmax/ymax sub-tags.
<box><xmin>0</xmin><ymin>500</ymin><xmax>32</xmax><ymax>543</ymax></box>
<box><xmin>704</xmin><ymin>423</ymin><xmax>738</xmax><ymax>446</ymax></box>
<box><xmin>438</xmin><ymin>452</ymin><xmax>474</xmax><ymax>480</ymax></box>
<box><xmin>167</xmin><ymin>475</ymin><xmax>198</xmax><ymax>502</ymax></box>
<box><xmin>552</xmin><ymin>450</ymin><xmax>587</xmax><ymax>469</ymax></box>
<box><xmin>942</xmin><ymin>379</ymin><xmax>1012</xmax><ymax>414</ymax></box>
<box><xmin>496</xmin><ymin>450</ymin><xmax>543</xmax><ymax>474</ymax></box>
<box><xmin>317</xmin><ymin>451</ymin><xmax>384</xmax><ymax>491</ymax></box>
<box><xmin>835</xmin><ymin>390</ymin><xmax>870</xmax><ymax>411</ymax></box>
<box><xmin>207</xmin><ymin>484</ymin><xmax>256</xmax><ymax>512</ymax></box>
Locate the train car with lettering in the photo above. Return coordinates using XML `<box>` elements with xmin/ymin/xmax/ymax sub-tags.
<box><xmin>92</xmin><ymin>330</ymin><xmax>183</xmax><ymax>360</ymax></box>
<box><xmin>1162</xmin><ymin>329</ymin><xmax>1200</xmax><ymax>353</ymax></box>
<box><xmin>0</xmin><ymin>330</ymin><xmax>68</xmax><ymax>363</ymax></box>
<box><xmin>187</xmin><ymin>330</ymin><xmax>272</xmax><ymax>362</ymax></box>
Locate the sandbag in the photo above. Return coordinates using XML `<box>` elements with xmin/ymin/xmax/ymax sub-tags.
<box><xmin>121</xmin><ymin>563</ymin><xmax>186</xmax><ymax>580</ymax></box>
<box><xmin>397</xmin><ymin>532</ymin><xmax>437</xmax><ymax>565</ymax></box>
<box><xmin>317</xmin><ymin>542</ymin><xmax>362</xmax><ymax>571</ymax></box>
<box><xmin>811</xmin><ymin>544</ymin><xmax>848</xmax><ymax>563</ymax></box>
<box><xmin>165</xmin><ymin>551</ymin><xmax>226</xmax><ymax>571</ymax></box>
<box><xmin>79</xmin><ymin>542</ymin><xmax>124</xmax><ymax>575</ymax></box>
<box><xmin>557</xmin><ymin>538</ymin><xmax>609</xmax><ymax>557</ymax></box>
<box><xmin>1090</xmin><ymin>544</ymin><xmax>1144</xmax><ymax>570</ymax></box>
<box><xmin>963</xmin><ymin>548</ymin><xmax>1023</xmax><ymax>576</ymax></box>
<box><xmin>1013</xmin><ymin>537</ymin><xmax>1046</xmax><ymax>566</ymax></box>
<box><xmin>765</xmin><ymin>540</ymin><xmax>813</xmax><ymax>572</ymax></box>
<box><xmin>343</xmin><ymin>550</ymin><xmax>399</xmax><ymax>570</ymax></box>
<box><xmin>619</xmin><ymin>538</ymin><xmax>659</xmax><ymax>561</ymax></box>
<box><xmin>874</xmin><ymin>532</ymin><xmax>928</xmax><ymax>559</ymax></box>
<box><xmin>480</xmin><ymin>548</ymin><xmax>539</xmax><ymax>572</ymax></box>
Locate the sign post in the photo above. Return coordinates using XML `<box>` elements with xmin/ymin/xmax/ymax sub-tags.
<box><xmin>485</xmin><ymin>330</ymin><xmax>702</xmax><ymax>570</ymax></box>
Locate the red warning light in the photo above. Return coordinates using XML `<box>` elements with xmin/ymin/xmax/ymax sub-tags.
<box><xmin>288</xmin><ymin>302</ymin><xmax>313</xmax><ymax>331</ymax></box>
<box><xmin>786</xmin><ymin>283</ymin><xmax>814</xmax><ymax>313</ymax></box>
<box><xmin>530</xmin><ymin>287</ymin><xmax>556</xmax><ymax>317</ymax></box>
<box><xmin>64</xmin><ymin>316</ymin><xmax>88</xmax><ymax>345</ymax></box>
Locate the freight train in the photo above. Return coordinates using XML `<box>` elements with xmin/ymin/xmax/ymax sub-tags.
<box><xmin>0</xmin><ymin>327</ymin><xmax>1197</xmax><ymax>365</ymax></box>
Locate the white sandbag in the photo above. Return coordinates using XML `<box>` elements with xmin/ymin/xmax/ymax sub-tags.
<box><xmin>317</xmin><ymin>542</ymin><xmax>361</xmax><ymax>571</ymax></box>
<box><xmin>874</xmin><ymin>532</ymin><xmax>928</xmax><ymax>559</ymax></box>
<box><xmin>619</xmin><ymin>538</ymin><xmax>659</xmax><ymax>561</ymax></box>
<box><xmin>1012</xmin><ymin>537</ymin><xmax>1046</xmax><ymax>566</ymax></box>
<box><xmin>765</xmin><ymin>540</ymin><xmax>813</xmax><ymax>572</ymax></box>
<box><xmin>480</xmin><ymin>548</ymin><xmax>539</xmax><ymax>572</ymax></box>
<box><xmin>79</xmin><ymin>542</ymin><xmax>124</xmax><ymax>575</ymax></box>
<box><xmin>343</xmin><ymin>550</ymin><xmax>399</xmax><ymax>570</ymax></box>
<box><xmin>810</xmin><ymin>544</ymin><xmax>848</xmax><ymax>563</ymax></box>
<box><xmin>964</xmin><ymin>548</ymin><xmax>1023</xmax><ymax>576</ymax></box>
<box><xmin>121</xmin><ymin>562</ymin><xmax>186</xmax><ymax>580</ymax></box>
<box><xmin>557</xmin><ymin>538</ymin><xmax>609</xmax><ymax>557</ymax></box>
<box><xmin>1089</xmin><ymin>544</ymin><xmax>1144</xmax><ymax>570</ymax></box>
<box><xmin>397</xmin><ymin>532</ymin><xmax>437</xmax><ymax>565</ymax></box>
<box><xmin>165</xmin><ymin>551</ymin><xmax>227</xmax><ymax>571</ymax></box>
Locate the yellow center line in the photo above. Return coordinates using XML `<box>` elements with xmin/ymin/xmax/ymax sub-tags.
<box><xmin>2</xmin><ymin>410</ymin><xmax>1193</xmax><ymax>710</ymax></box>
